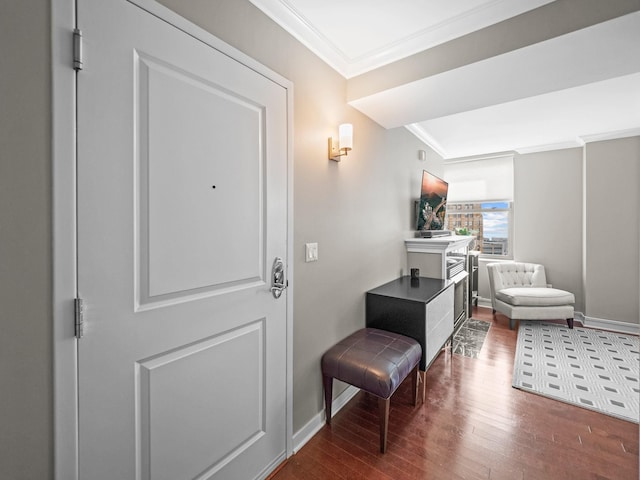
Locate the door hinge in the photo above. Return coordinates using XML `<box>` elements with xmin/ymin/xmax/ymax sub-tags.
<box><xmin>73</xmin><ymin>28</ymin><xmax>83</xmax><ymax>71</ymax></box>
<box><xmin>74</xmin><ymin>298</ymin><xmax>85</xmax><ymax>339</ymax></box>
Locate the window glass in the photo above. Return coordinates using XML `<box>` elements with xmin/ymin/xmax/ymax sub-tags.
<box><xmin>446</xmin><ymin>201</ymin><xmax>512</xmax><ymax>257</ymax></box>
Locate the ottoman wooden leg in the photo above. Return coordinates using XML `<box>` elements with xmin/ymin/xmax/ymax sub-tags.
<box><xmin>567</xmin><ymin>318</ymin><xmax>574</xmax><ymax>329</ymax></box>
<box><xmin>411</xmin><ymin>365</ymin><xmax>419</xmax><ymax>406</ymax></box>
<box><xmin>378</xmin><ymin>397</ymin><xmax>390</xmax><ymax>453</ymax></box>
<box><xmin>323</xmin><ymin>375</ymin><xmax>333</xmax><ymax>425</ymax></box>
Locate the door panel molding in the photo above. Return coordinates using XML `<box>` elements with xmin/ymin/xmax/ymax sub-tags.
<box><xmin>134</xmin><ymin>50</ymin><xmax>267</xmax><ymax>310</ymax></box>
<box><xmin>136</xmin><ymin>319</ymin><xmax>267</xmax><ymax>480</ymax></box>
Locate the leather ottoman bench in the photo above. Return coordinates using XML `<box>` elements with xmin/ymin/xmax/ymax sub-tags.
<box><xmin>321</xmin><ymin>328</ymin><xmax>422</xmax><ymax>453</ymax></box>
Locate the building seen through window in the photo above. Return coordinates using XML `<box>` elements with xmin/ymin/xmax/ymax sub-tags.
<box><xmin>446</xmin><ymin>201</ymin><xmax>511</xmax><ymax>256</ymax></box>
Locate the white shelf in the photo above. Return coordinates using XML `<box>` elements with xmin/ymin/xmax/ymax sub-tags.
<box><xmin>405</xmin><ymin>235</ymin><xmax>475</xmax><ymax>254</ymax></box>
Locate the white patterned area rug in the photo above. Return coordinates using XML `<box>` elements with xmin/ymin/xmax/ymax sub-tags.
<box><xmin>512</xmin><ymin>321</ymin><xmax>640</xmax><ymax>423</ymax></box>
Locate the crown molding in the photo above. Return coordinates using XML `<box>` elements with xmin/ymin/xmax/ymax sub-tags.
<box><xmin>515</xmin><ymin>140</ymin><xmax>585</xmax><ymax>155</ymax></box>
<box><xmin>579</xmin><ymin>127</ymin><xmax>640</xmax><ymax>144</ymax></box>
<box><xmin>443</xmin><ymin>152</ymin><xmax>515</xmax><ymax>164</ymax></box>
<box><xmin>405</xmin><ymin>124</ymin><xmax>446</xmax><ymax>159</ymax></box>
<box><xmin>248</xmin><ymin>0</ymin><xmax>554</xmax><ymax>78</ymax></box>
<box><xmin>515</xmin><ymin>128</ymin><xmax>640</xmax><ymax>155</ymax></box>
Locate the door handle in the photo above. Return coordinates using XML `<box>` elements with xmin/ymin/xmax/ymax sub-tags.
<box><xmin>271</xmin><ymin>257</ymin><xmax>287</xmax><ymax>299</ymax></box>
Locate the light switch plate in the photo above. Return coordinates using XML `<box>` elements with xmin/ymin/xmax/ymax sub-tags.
<box><xmin>305</xmin><ymin>243</ymin><xmax>318</xmax><ymax>262</ymax></box>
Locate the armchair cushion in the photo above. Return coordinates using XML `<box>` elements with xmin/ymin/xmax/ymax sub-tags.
<box><xmin>495</xmin><ymin>287</ymin><xmax>575</xmax><ymax>307</ymax></box>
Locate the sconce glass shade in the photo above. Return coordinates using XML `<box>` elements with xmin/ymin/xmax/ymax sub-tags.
<box><xmin>338</xmin><ymin>123</ymin><xmax>353</xmax><ymax>151</ymax></box>
<box><xmin>328</xmin><ymin>123</ymin><xmax>354</xmax><ymax>161</ymax></box>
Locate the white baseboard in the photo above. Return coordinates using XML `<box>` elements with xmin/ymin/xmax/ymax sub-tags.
<box><xmin>577</xmin><ymin>312</ymin><xmax>639</xmax><ymax>335</ymax></box>
<box><xmin>476</xmin><ymin>297</ymin><xmax>492</xmax><ymax>310</ymax></box>
<box><xmin>472</xmin><ymin>304</ymin><xmax>639</xmax><ymax>336</ymax></box>
<box><xmin>292</xmin><ymin>385</ymin><xmax>360</xmax><ymax>453</ymax></box>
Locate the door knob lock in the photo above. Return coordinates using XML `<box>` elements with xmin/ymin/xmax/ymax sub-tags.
<box><xmin>271</xmin><ymin>257</ymin><xmax>287</xmax><ymax>299</ymax></box>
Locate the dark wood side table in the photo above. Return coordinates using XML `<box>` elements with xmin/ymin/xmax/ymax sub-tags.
<box><xmin>366</xmin><ymin>276</ymin><xmax>454</xmax><ymax>398</ymax></box>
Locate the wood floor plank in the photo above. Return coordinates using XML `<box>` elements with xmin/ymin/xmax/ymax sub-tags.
<box><xmin>272</xmin><ymin>307</ymin><xmax>639</xmax><ymax>479</ymax></box>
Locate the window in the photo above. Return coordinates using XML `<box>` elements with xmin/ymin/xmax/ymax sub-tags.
<box><xmin>446</xmin><ymin>201</ymin><xmax>512</xmax><ymax>257</ymax></box>
<box><xmin>443</xmin><ymin>155</ymin><xmax>514</xmax><ymax>258</ymax></box>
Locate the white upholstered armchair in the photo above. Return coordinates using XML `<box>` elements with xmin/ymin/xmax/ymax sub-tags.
<box><xmin>486</xmin><ymin>262</ymin><xmax>575</xmax><ymax>330</ymax></box>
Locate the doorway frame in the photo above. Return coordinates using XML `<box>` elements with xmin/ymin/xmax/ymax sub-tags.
<box><xmin>51</xmin><ymin>2</ymin><xmax>294</xmax><ymax>479</ymax></box>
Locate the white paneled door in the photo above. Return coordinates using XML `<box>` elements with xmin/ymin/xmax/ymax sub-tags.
<box><xmin>76</xmin><ymin>1</ymin><xmax>289</xmax><ymax>478</ymax></box>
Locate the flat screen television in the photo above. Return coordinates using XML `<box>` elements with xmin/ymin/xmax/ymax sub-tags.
<box><xmin>417</xmin><ymin>170</ymin><xmax>448</xmax><ymax>231</ymax></box>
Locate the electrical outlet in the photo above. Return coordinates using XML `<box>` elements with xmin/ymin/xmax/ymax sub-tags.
<box><xmin>305</xmin><ymin>243</ymin><xmax>318</xmax><ymax>262</ymax></box>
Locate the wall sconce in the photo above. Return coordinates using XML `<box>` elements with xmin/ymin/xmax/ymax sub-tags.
<box><xmin>328</xmin><ymin>123</ymin><xmax>353</xmax><ymax>162</ymax></box>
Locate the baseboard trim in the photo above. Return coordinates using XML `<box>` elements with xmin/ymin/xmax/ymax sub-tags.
<box><xmin>292</xmin><ymin>385</ymin><xmax>360</xmax><ymax>453</ymax></box>
<box><xmin>476</xmin><ymin>297</ymin><xmax>492</xmax><ymax>310</ymax></box>
<box><xmin>472</xmin><ymin>306</ymin><xmax>638</xmax><ymax>336</ymax></box>
<box><xmin>579</xmin><ymin>312</ymin><xmax>639</xmax><ymax>335</ymax></box>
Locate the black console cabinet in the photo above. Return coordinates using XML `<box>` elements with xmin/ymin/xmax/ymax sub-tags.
<box><xmin>366</xmin><ymin>276</ymin><xmax>454</xmax><ymax>371</ymax></box>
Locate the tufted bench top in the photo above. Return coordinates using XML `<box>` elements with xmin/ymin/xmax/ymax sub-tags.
<box><xmin>321</xmin><ymin>328</ymin><xmax>421</xmax><ymax>399</ymax></box>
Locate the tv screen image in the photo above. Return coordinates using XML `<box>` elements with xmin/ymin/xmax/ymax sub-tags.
<box><xmin>417</xmin><ymin>170</ymin><xmax>448</xmax><ymax>231</ymax></box>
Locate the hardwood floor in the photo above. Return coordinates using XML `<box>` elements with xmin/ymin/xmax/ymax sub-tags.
<box><xmin>271</xmin><ymin>308</ymin><xmax>639</xmax><ymax>480</ymax></box>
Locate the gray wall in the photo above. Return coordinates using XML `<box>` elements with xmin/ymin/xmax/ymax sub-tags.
<box><xmin>584</xmin><ymin>137</ymin><xmax>640</xmax><ymax>325</ymax></box>
<box><xmin>514</xmin><ymin>148</ymin><xmax>585</xmax><ymax>311</ymax></box>
<box><xmin>0</xmin><ymin>1</ymin><xmax>53</xmax><ymax>479</ymax></box>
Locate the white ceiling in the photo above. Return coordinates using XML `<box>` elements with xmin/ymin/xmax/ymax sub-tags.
<box><xmin>249</xmin><ymin>0</ymin><xmax>640</xmax><ymax>159</ymax></box>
